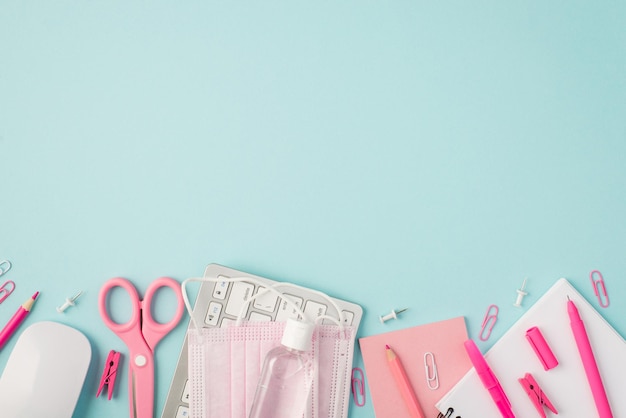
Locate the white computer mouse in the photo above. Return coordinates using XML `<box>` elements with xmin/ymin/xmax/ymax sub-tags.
<box><xmin>0</xmin><ymin>321</ymin><xmax>92</xmax><ymax>418</ymax></box>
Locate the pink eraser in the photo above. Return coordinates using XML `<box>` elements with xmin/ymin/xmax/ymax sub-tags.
<box><xmin>526</xmin><ymin>326</ymin><xmax>558</xmax><ymax>370</ymax></box>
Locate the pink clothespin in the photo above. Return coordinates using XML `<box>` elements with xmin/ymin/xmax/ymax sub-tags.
<box><xmin>518</xmin><ymin>373</ymin><xmax>557</xmax><ymax>418</ymax></box>
<box><xmin>97</xmin><ymin>350</ymin><xmax>121</xmax><ymax>400</ymax></box>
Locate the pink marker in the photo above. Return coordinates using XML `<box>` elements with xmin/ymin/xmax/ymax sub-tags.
<box><xmin>0</xmin><ymin>291</ymin><xmax>39</xmax><ymax>349</ymax></box>
<box><xmin>568</xmin><ymin>297</ymin><xmax>613</xmax><ymax>418</ymax></box>
<box><xmin>464</xmin><ymin>339</ymin><xmax>515</xmax><ymax>418</ymax></box>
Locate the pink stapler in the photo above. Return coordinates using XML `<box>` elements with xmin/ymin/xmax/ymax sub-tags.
<box><xmin>97</xmin><ymin>350</ymin><xmax>121</xmax><ymax>400</ymax></box>
<box><xmin>518</xmin><ymin>373</ymin><xmax>558</xmax><ymax>418</ymax></box>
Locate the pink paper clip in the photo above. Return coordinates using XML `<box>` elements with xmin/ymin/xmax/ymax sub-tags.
<box><xmin>351</xmin><ymin>367</ymin><xmax>366</xmax><ymax>407</ymax></box>
<box><xmin>0</xmin><ymin>280</ymin><xmax>16</xmax><ymax>304</ymax></box>
<box><xmin>479</xmin><ymin>304</ymin><xmax>499</xmax><ymax>341</ymax></box>
<box><xmin>590</xmin><ymin>270</ymin><xmax>609</xmax><ymax>308</ymax></box>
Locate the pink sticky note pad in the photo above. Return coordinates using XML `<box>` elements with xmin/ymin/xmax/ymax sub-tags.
<box><xmin>359</xmin><ymin>317</ymin><xmax>471</xmax><ymax>418</ymax></box>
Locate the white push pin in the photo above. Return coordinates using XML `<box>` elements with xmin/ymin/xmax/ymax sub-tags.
<box><xmin>57</xmin><ymin>291</ymin><xmax>83</xmax><ymax>313</ymax></box>
<box><xmin>379</xmin><ymin>308</ymin><xmax>408</xmax><ymax>323</ymax></box>
<box><xmin>513</xmin><ymin>279</ymin><xmax>528</xmax><ymax>308</ymax></box>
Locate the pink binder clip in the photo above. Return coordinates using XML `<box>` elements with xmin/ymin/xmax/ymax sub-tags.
<box><xmin>479</xmin><ymin>304</ymin><xmax>499</xmax><ymax>341</ymax></box>
<box><xmin>590</xmin><ymin>270</ymin><xmax>609</xmax><ymax>308</ymax></box>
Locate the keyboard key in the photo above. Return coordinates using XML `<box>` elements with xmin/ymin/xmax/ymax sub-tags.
<box><xmin>324</xmin><ymin>309</ymin><xmax>355</xmax><ymax>325</ymax></box>
<box><xmin>175</xmin><ymin>405</ymin><xmax>190</xmax><ymax>418</ymax></box>
<box><xmin>303</xmin><ymin>300</ymin><xmax>328</xmax><ymax>320</ymax></box>
<box><xmin>181</xmin><ymin>379</ymin><xmax>190</xmax><ymax>403</ymax></box>
<box><xmin>253</xmin><ymin>287</ymin><xmax>279</xmax><ymax>313</ymax></box>
<box><xmin>221</xmin><ymin>317</ymin><xmax>236</xmax><ymax>327</ymax></box>
<box><xmin>276</xmin><ymin>294</ymin><xmax>304</xmax><ymax>322</ymax></box>
<box><xmin>204</xmin><ymin>302</ymin><xmax>222</xmax><ymax>326</ymax></box>
<box><xmin>341</xmin><ymin>310</ymin><xmax>354</xmax><ymax>325</ymax></box>
<box><xmin>212</xmin><ymin>278</ymin><xmax>229</xmax><ymax>300</ymax></box>
<box><xmin>250</xmin><ymin>311</ymin><xmax>272</xmax><ymax>322</ymax></box>
<box><xmin>225</xmin><ymin>282</ymin><xmax>254</xmax><ymax>317</ymax></box>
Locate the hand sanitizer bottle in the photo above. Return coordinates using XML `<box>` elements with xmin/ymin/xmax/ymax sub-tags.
<box><xmin>248</xmin><ymin>318</ymin><xmax>315</xmax><ymax>418</ymax></box>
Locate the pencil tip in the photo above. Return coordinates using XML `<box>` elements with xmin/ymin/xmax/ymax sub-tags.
<box><xmin>32</xmin><ymin>291</ymin><xmax>39</xmax><ymax>299</ymax></box>
<box><xmin>385</xmin><ymin>344</ymin><xmax>390</xmax><ymax>350</ymax></box>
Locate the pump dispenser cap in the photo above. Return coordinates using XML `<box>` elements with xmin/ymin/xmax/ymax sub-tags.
<box><xmin>281</xmin><ymin>318</ymin><xmax>314</xmax><ymax>352</ymax></box>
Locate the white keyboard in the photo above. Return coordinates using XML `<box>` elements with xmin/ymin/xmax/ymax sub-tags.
<box><xmin>161</xmin><ymin>264</ymin><xmax>363</xmax><ymax>418</ymax></box>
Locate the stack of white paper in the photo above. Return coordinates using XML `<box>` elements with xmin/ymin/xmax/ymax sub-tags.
<box><xmin>436</xmin><ymin>278</ymin><xmax>626</xmax><ymax>417</ymax></box>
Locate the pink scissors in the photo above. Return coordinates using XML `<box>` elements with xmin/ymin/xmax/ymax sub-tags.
<box><xmin>99</xmin><ymin>277</ymin><xmax>185</xmax><ymax>418</ymax></box>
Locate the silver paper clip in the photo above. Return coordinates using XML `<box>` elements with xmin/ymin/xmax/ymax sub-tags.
<box><xmin>0</xmin><ymin>260</ymin><xmax>12</xmax><ymax>277</ymax></box>
<box><xmin>479</xmin><ymin>304</ymin><xmax>499</xmax><ymax>341</ymax></box>
<box><xmin>424</xmin><ymin>352</ymin><xmax>439</xmax><ymax>390</ymax></box>
<box><xmin>0</xmin><ymin>280</ymin><xmax>16</xmax><ymax>304</ymax></box>
<box><xmin>351</xmin><ymin>367</ymin><xmax>366</xmax><ymax>407</ymax></box>
<box><xmin>590</xmin><ymin>270</ymin><xmax>609</xmax><ymax>308</ymax></box>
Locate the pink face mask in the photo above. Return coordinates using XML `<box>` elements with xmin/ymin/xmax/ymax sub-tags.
<box><xmin>183</xmin><ymin>278</ymin><xmax>357</xmax><ymax>418</ymax></box>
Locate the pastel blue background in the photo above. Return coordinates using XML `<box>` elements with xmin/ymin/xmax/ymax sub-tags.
<box><xmin>1</xmin><ymin>2</ymin><xmax>625</xmax><ymax>417</ymax></box>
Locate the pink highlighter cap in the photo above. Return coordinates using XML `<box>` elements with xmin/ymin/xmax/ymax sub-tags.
<box><xmin>526</xmin><ymin>326</ymin><xmax>558</xmax><ymax>370</ymax></box>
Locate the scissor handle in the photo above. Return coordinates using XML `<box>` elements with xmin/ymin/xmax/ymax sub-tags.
<box><xmin>99</xmin><ymin>277</ymin><xmax>142</xmax><ymax>338</ymax></box>
<box><xmin>140</xmin><ymin>276</ymin><xmax>185</xmax><ymax>349</ymax></box>
<box><xmin>98</xmin><ymin>276</ymin><xmax>185</xmax><ymax>350</ymax></box>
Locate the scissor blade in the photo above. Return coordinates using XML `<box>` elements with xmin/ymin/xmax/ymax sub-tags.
<box><xmin>132</xmin><ymin>371</ymin><xmax>138</xmax><ymax>418</ymax></box>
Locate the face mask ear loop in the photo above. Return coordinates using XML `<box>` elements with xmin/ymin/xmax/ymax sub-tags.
<box><xmin>268</xmin><ymin>283</ymin><xmax>347</xmax><ymax>332</ymax></box>
<box><xmin>181</xmin><ymin>277</ymin><xmax>205</xmax><ymax>333</ymax></box>
<box><xmin>315</xmin><ymin>315</ymin><xmax>341</xmax><ymax>327</ymax></box>
<box><xmin>182</xmin><ymin>276</ymin><xmax>348</xmax><ymax>331</ymax></box>
<box><xmin>181</xmin><ymin>276</ymin><xmax>287</xmax><ymax>330</ymax></box>
<box><xmin>234</xmin><ymin>280</ymin><xmax>307</xmax><ymax>326</ymax></box>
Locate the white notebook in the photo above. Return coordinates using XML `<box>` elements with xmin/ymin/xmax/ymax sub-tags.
<box><xmin>436</xmin><ymin>278</ymin><xmax>626</xmax><ymax>417</ymax></box>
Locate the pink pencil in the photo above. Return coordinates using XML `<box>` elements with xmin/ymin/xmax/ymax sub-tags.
<box><xmin>386</xmin><ymin>344</ymin><xmax>425</xmax><ymax>418</ymax></box>
<box><xmin>0</xmin><ymin>291</ymin><xmax>39</xmax><ymax>349</ymax></box>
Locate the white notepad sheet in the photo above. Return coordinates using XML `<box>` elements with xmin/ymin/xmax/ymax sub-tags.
<box><xmin>436</xmin><ymin>278</ymin><xmax>626</xmax><ymax>417</ymax></box>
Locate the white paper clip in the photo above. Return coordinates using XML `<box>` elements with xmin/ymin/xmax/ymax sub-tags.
<box><xmin>379</xmin><ymin>308</ymin><xmax>407</xmax><ymax>323</ymax></box>
<box><xmin>424</xmin><ymin>352</ymin><xmax>439</xmax><ymax>390</ymax></box>
<box><xmin>590</xmin><ymin>270</ymin><xmax>609</xmax><ymax>308</ymax></box>
<box><xmin>479</xmin><ymin>304</ymin><xmax>499</xmax><ymax>341</ymax></box>
<box><xmin>513</xmin><ymin>278</ymin><xmax>528</xmax><ymax>308</ymax></box>
<box><xmin>0</xmin><ymin>260</ymin><xmax>12</xmax><ymax>277</ymax></box>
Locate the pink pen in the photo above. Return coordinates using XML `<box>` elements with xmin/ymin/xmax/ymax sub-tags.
<box><xmin>0</xmin><ymin>291</ymin><xmax>39</xmax><ymax>349</ymax></box>
<box><xmin>567</xmin><ymin>297</ymin><xmax>613</xmax><ymax>418</ymax></box>
<box><xmin>464</xmin><ymin>339</ymin><xmax>515</xmax><ymax>418</ymax></box>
